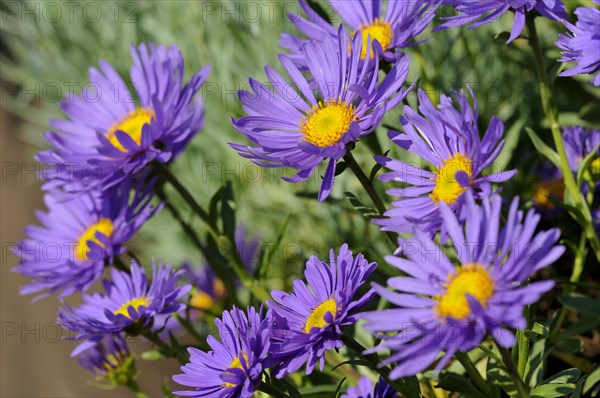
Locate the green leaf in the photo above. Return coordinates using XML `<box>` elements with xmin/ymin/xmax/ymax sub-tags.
<box><xmin>368</xmin><ymin>150</ymin><xmax>390</xmax><ymax>183</ymax></box>
<box><xmin>558</xmin><ymin>316</ymin><xmax>600</xmax><ymax>339</ymax></box>
<box><xmin>526</xmin><ymin>127</ymin><xmax>561</xmax><ymax>168</ymax></box>
<box><xmin>275</xmin><ymin>378</ymin><xmax>302</xmax><ymax>398</ymax></box>
<box><xmin>256</xmin><ymin>213</ymin><xmax>291</xmax><ymax>279</ymax></box>
<box><xmin>220</xmin><ymin>181</ymin><xmax>236</xmax><ymax>243</ymax></box>
<box><xmin>140</xmin><ymin>350</ymin><xmax>167</xmax><ymax>361</ymax></box>
<box><xmin>335</xmin><ymin>160</ymin><xmax>348</xmax><ymax>176</ymax></box>
<box><xmin>334</xmin><ymin>377</ymin><xmax>347</xmax><ymax>398</ymax></box>
<box><xmin>558</xmin><ymin>294</ymin><xmax>600</xmax><ymax>317</ymax></box>
<box><xmin>556</xmin><ymin>338</ymin><xmax>583</xmax><ymax>354</ymax></box>
<box><xmin>576</xmin><ymin>141</ymin><xmax>600</xmax><ymax>189</ymax></box>
<box><xmin>435</xmin><ymin>373</ymin><xmax>488</xmax><ymax>398</ymax></box>
<box><xmin>298</xmin><ymin>384</ymin><xmax>340</xmax><ymax>396</ymax></box>
<box><xmin>531</xmin><ymin>383</ymin><xmax>577</xmax><ymax>397</ymax></box>
<box><xmin>541</xmin><ymin>368</ymin><xmax>581</xmax><ymax>385</ymax></box>
<box><xmin>583</xmin><ymin>365</ymin><xmax>600</xmax><ymax>396</ymax></box>
<box><xmin>331</xmin><ymin>359</ymin><xmax>372</xmax><ymax>371</ymax></box>
<box><xmin>531</xmin><ymin>322</ymin><xmax>549</xmax><ymax>337</ymax></box>
<box><xmin>344</xmin><ymin>192</ymin><xmax>379</xmax><ymax>220</ymax></box>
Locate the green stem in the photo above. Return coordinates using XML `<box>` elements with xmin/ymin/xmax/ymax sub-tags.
<box><xmin>175</xmin><ymin>314</ymin><xmax>207</xmax><ymax>346</ymax></box>
<box><xmin>549</xmin><ymin>231</ymin><xmax>588</xmax><ymax>342</ymax></box>
<box><xmin>126</xmin><ymin>380</ymin><xmax>149</xmax><ymax>398</ymax></box>
<box><xmin>498</xmin><ymin>345</ymin><xmax>530</xmax><ymax>398</ymax></box>
<box><xmin>343</xmin><ymin>152</ymin><xmax>397</xmax><ymax>246</ymax></box>
<box><xmin>257</xmin><ymin>381</ymin><xmax>289</xmax><ymax>398</ymax></box>
<box><xmin>341</xmin><ymin>335</ymin><xmax>419</xmax><ymax>397</ymax></box>
<box><xmin>142</xmin><ymin>331</ymin><xmax>187</xmax><ymax>365</ymax></box>
<box><xmin>526</xmin><ymin>17</ymin><xmax>600</xmax><ymax>261</ymax></box>
<box><xmin>153</xmin><ymin>161</ymin><xmax>219</xmax><ymax>238</ymax></box>
<box><xmin>455</xmin><ymin>351</ymin><xmax>492</xmax><ymax>397</ymax></box>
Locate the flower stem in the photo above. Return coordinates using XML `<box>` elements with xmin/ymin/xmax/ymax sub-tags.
<box><xmin>343</xmin><ymin>152</ymin><xmax>397</xmax><ymax>245</ymax></box>
<box><xmin>455</xmin><ymin>351</ymin><xmax>492</xmax><ymax>397</ymax></box>
<box><xmin>498</xmin><ymin>345</ymin><xmax>530</xmax><ymax>398</ymax></box>
<box><xmin>341</xmin><ymin>334</ymin><xmax>419</xmax><ymax>397</ymax></box>
<box><xmin>257</xmin><ymin>381</ymin><xmax>289</xmax><ymax>398</ymax></box>
<box><xmin>142</xmin><ymin>331</ymin><xmax>187</xmax><ymax>365</ymax></box>
<box><xmin>525</xmin><ymin>16</ymin><xmax>600</xmax><ymax>261</ymax></box>
<box><xmin>126</xmin><ymin>380</ymin><xmax>149</xmax><ymax>398</ymax></box>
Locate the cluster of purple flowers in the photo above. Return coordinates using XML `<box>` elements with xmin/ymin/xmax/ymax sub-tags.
<box><xmin>14</xmin><ymin>0</ymin><xmax>599</xmax><ymax>396</ymax></box>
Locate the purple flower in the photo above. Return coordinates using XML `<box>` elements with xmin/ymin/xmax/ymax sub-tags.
<box><xmin>556</xmin><ymin>1</ymin><xmax>600</xmax><ymax>86</ymax></box>
<box><xmin>14</xmin><ymin>183</ymin><xmax>159</xmax><ymax>299</ymax></box>
<box><xmin>362</xmin><ymin>193</ymin><xmax>564</xmax><ymax>379</ymax></box>
<box><xmin>58</xmin><ymin>260</ymin><xmax>190</xmax><ymax>350</ymax></box>
<box><xmin>563</xmin><ymin>126</ymin><xmax>600</xmax><ymax>173</ymax></box>
<box><xmin>78</xmin><ymin>334</ymin><xmax>132</xmax><ymax>376</ymax></box>
<box><xmin>374</xmin><ymin>88</ymin><xmax>515</xmax><ymax>237</ymax></box>
<box><xmin>341</xmin><ymin>376</ymin><xmax>395</xmax><ymax>398</ymax></box>
<box><xmin>267</xmin><ymin>244</ymin><xmax>376</xmax><ymax>377</ymax></box>
<box><xmin>172</xmin><ymin>306</ymin><xmax>272</xmax><ymax>398</ymax></box>
<box><xmin>231</xmin><ymin>27</ymin><xmax>413</xmax><ymax>202</ymax></box>
<box><xmin>436</xmin><ymin>0</ymin><xmax>568</xmax><ymax>43</ymax></box>
<box><xmin>38</xmin><ymin>43</ymin><xmax>210</xmax><ymax>192</ymax></box>
<box><xmin>281</xmin><ymin>0</ymin><xmax>439</xmax><ymax>65</ymax></box>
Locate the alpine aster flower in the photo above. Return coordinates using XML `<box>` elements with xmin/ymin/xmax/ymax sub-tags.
<box><xmin>563</xmin><ymin>126</ymin><xmax>600</xmax><ymax>174</ymax></box>
<box><xmin>38</xmin><ymin>43</ymin><xmax>210</xmax><ymax>192</ymax></box>
<box><xmin>267</xmin><ymin>244</ymin><xmax>376</xmax><ymax>377</ymax></box>
<box><xmin>172</xmin><ymin>306</ymin><xmax>273</xmax><ymax>398</ymax></box>
<box><xmin>437</xmin><ymin>0</ymin><xmax>568</xmax><ymax>43</ymax></box>
<box><xmin>78</xmin><ymin>334</ymin><xmax>133</xmax><ymax>378</ymax></box>
<box><xmin>231</xmin><ymin>27</ymin><xmax>413</xmax><ymax>201</ymax></box>
<box><xmin>374</xmin><ymin>88</ymin><xmax>515</xmax><ymax>237</ymax></box>
<box><xmin>281</xmin><ymin>0</ymin><xmax>438</xmax><ymax>64</ymax></box>
<box><xmin>14</xmin><ymin>184</ymin><xmax>159</xmax><ymax>299</ymax></box>
<box><xmin>556</xmin><ymin>1</ymin><xmax>600</xmax><ymax>86</ymax></box>
<box><xmin>58</xmin><ymin>260</ymin><xmax>190</xmax><ymax>348</ymax></box>
<box><xmin>362</xmin><ymin>193</ymin><xmax>565</xmax><ymax>379</ymax></box>
<box><xmin>341</xmin><ymin>376</ymin><xmax>395</xmax><ymax>398</ymax></box>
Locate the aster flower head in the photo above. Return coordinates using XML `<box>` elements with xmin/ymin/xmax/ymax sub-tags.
<box><xmin>556</xmin><ymin>1</ymin><xmax>600</xmax><ymax>86</ymax></box>
<box><xmin>172</xmin><ymin>306</ymin><xmax>273</xmax><ymax>398</ymax></box>
<box><xmin>78</xmin><ymin>334</ymin><xmax>136</xmax><ymax>386</ymax></box>
<box><xmin>231</xmin><ymin>26</ymin><xmax>413</xmax><ymax>201</ymax></box>
<box><xmin>374</xmin><ymin>88</ymin><xmax>515</xmax><ymax>237</ymax></box>
<box><xmin>437</xmin><ymin>0</ymin><xmax>568</xmax><ymax>43</ymax></box>
<box><xmin>281</xmin><ymin>0</ymin><xmax>439</xmax><ymax>65</ymax></box>
<box><xmin>363</xmin><ymin>193</ymin><xmax>565</xmax><ymax>379</ymax></box>
<box><xmin>563</xmin><ymin>126</ymin><xmax>600</xmax><ymax>174</ymax></box>
<box><xmin>14</xmin><ymin>182</ymin><xmax>159</xmax><ymax>300</ymax></box>
<box><xmin>267</xmin><ymin>244</ymin><xmax>377</xmax><ymax>377</ymax></box>
<box><xmin>38</xmin><ymin>43</ymin><xmax>210</xmax><ymax>192</ymax></box>
<box><xmin>58</xmin><ymin>260</ymin><xmax>190</xmax><ymax>347</ymax></box>
<box><xmin>341</xmin><ymin>376</ymin><xmax>396</xmax><ymax>398</ymax></box>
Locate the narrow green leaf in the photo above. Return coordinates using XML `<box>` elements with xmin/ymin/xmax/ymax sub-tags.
<box><xmin>526</xmin><ymin>127</ymin><xmax>561</xmax><ymax>168</ymax></box>
<box><xmin>531</xmin><ymin>322</ymin><xmax>549</xmax><ymax>337</ymax></box>
<box><xmin>583</xmin><ymin>365</ymin><xmax>600</xmax><ymax>395</ymax></box>
<box><xmin>558</xmin><ymin>294</ymin><xmax>600</xmax><ymax>317</ymax></box>
<box><xmin>344</xmin><ymin>191</ymin><xmax>379</xmax><ymax>220</ymax></box>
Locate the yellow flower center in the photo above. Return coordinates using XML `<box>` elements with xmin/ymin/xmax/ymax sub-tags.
<box><xmin>106</xmin><ymin>108</ymin><xmax>155</xmax><ymax>152</ymax></box>
<box><xmin>304</xmin><ymin>296</ymin><xmax>337</xmax><ymax>333</ymax></box>
<box><xmin>102</xmin><ymin>351</ymin><xmax>128</xmax><ymax>372</ymax></box>
<box><xmin>436</xmin><ymin>264</ymin><xmax>495</xmax><ymax>320</ymax></box>
<box><xmin>591</xmin><ymin>157</ymin><xmax>600</xmax><ymax>175</ymax></box>
<box><xmin>75</xmin><ymin>218</ymin><xmax>114</xmax><ymax>261</ymax></box>
<box><xmin>533</xmin><ymin>178</ymin><xmax>564</xmax><ymax>209</ymax></box>
<box><xmin>430</xmin><ymin>153</ymin><xmax>473</xmax><ymax>204</ymax></box>
<box><xmin>113</xmin><ymin>296</ymin><xmax>151</xmax><ymax>318</ymax></box>
<box><xmin>189</xmin><ymin>291</ymin><xmax>214</xmax><ymax>311</ymax></box>
<box><xmin>299</xmin><ymin>99</ymin><xmax>357</xmax><ymax>148</ymax></box>
<box><xmin>358</xmin><ymin>18</ymin><xmax>393</xmax><ymax>59</ymax></box>
<box><xmin>222</xmin><ymin>352</ymin><xmax>249</xmax><ymax>388</ymax></box>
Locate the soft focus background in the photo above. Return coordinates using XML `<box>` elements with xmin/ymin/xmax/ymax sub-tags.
<box><xmin>1</xmin><ymin>0</ymin><xmax>597</xmax><ymax>397</ymax></box>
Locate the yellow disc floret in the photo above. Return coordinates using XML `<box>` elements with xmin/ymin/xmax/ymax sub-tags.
<box><xmin>75</xmin><ymin>218</ymin><xmax>114</xmax><ymax>261</ymax></box>
<box><xmin>106</xmin><ymin>108</ymin><xmax>155</xmax><ymax>152</ymax></box>
<box><xmin>532</xmin><ymin>178</ymin><xmax>564</xmax><ymax>209</ymax></box>
<box><xmin>113</xmin><ymin>297</ymin><xmax>151</xmax><ymax>318</ymax></box>
<box><xmin>222</xmin><ymin>352</ymin><xmax>249</xmax><ymax>388</ymax></box>
<box><xmin>358</xmin><ymin>18</ymin><xmax>393</xmax><ymax>59</ymax></box>
<box><xmin>436</xmin><ymin>264</ymin><xmax>495</xmax><ymax>320</ymax></box>
<box><xmin>430</xmin><ymin>153</ymin><xmax>473</xmax><ymax>204</ymax></box>
<box><xmin>304</xmin><ymin>296</ymin><xmax>337</xmax><ymax>333</ymax></box>
<box><xmin>300</xmin><ymin>99</ymin><xmax>357</xmax><ymax>148</ymax></box>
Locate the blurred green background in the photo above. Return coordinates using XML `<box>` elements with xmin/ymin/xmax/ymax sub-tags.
<box><xmin>1</xmin><ymin>0</ymin><xmax>598</xmax><ymax>397</ymax></box>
